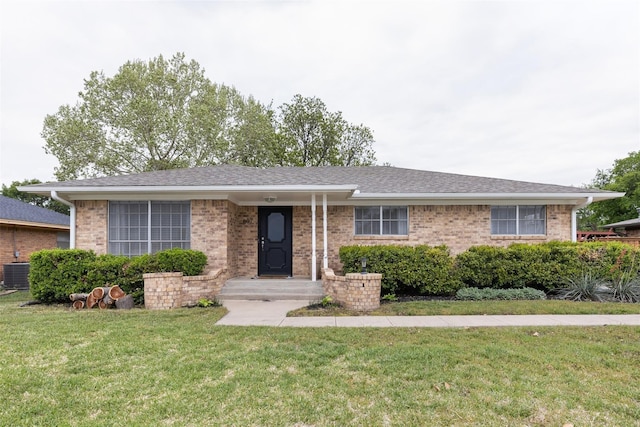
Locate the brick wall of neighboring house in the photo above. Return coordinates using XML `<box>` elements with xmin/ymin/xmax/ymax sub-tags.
<box><xmin>75</xmin><ymin>200</ymin><xmax>108</xmax><ymax>254</ymax></box>
<box><xmin>0</xmin><ymin>225</ymin><xmax>59</xmax><ymax>282</ymax></box>
<box><xmin>624</xmin><ymin>228</ymin><xmax>640</xmax><ymax>238</ymax></box>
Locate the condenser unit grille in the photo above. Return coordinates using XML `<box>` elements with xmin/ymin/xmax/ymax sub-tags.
<box><xmin>3</xmin><ymin>263</ymin><xmax>30</xmax><ymax>290</ymax></box>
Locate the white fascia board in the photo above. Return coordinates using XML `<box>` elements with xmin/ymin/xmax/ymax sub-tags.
<box><xmin>19</xmin><ymin>184</ymin><xmax>359</xmax><ymax>199</ymax></box>
<box><xmin>0</xmin><ymin>219</ymin><xmax>70</xmax><ymax>230</ymax></box>
<box><xmin>350</xmin><ymin>192</ymin><xmax>625</xmax><ymax>204</ymax></box>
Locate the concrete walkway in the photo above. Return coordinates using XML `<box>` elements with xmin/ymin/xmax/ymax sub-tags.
<box><xmin>216</xmin><ymin>300</ymin><xmax>640</xmax><ymax>327</ymax></box>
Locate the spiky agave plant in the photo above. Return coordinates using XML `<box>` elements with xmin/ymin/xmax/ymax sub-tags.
<box><xmin>555</xmin><ymin>271</ymin><xmax>610</xmax><ymax>302</ymax></box>
<box><xmin>610</xmin><ymin>263</ymin><xmax>640</xmax><ymax>303</ymax></box>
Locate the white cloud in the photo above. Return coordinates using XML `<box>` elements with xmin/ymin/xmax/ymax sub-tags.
<box><xmin>1</xmin><ymin>0</ymin><xmax>638</xmax><ymax>186</ymax></box>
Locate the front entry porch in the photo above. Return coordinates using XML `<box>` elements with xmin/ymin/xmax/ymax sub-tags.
<box><xmin>217</xmin><ymin>277</ymin><xmax>324</xmax><ymax>301</ymax></box>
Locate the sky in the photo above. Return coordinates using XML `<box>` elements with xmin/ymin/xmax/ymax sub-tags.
<box><xmin>0</xmin><ymin>0</ymin><xmax>638</xmax><ymax>188</ymax></box>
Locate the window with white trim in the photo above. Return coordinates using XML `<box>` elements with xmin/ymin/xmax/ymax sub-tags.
<box><xmin>108</xmin><ymin>201</ymin><xmax>190</xmax><ymax>256</ymax></box>
<box><xmin>355</xmin><ymin>206</ymin><xmax>408</xmax><ymax>235</ymax></box>
<box><xmin>490</xmin><ymin>205</ymin><xmax>546</xmax><ymax>235</ymax></box>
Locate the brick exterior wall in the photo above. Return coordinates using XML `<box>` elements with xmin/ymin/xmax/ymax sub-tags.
<box><xmin>191</xmin><ymin>200</ymin><xmax>229</xmax><ymax>273</ymax></box>
<box><xmin>292</xmin><ymin>206</ymin><xmax>325</xmax><ymax>278</ymax></box>
<box><xmin>228</xmin><ymin>204</ymin><xmax>257</xmax><ymax>278</ymax></box>
<box><xmin>73</xmin><ymin>199</ymin><xmax>575</xmax><ymax>280</ymax></box>
<box><xmin>292</xmin><ymin>204</ymin><xmax>574</xmax><ymax>275</ymax></box>
<box><xmin>75</xmin><ymin>200</ymin><xmax>108</xmax><ymax>254</ymax></box>
<box><xmin>0</xmin><ymin>225</ymin><xmax>60</xmax><ymax>282</ymax></box>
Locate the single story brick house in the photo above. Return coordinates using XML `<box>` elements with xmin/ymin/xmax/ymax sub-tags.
<box><xmin>0</xmin><ymin>195</ymin><xmax>70</xmax><ymax>283</ymax></box>
<box><xmin>22</xmin><ymin>165</ymin><xmax>622</xmax><ymax>281</ymax></box>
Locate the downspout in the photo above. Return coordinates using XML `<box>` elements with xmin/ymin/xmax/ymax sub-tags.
<box><xmin>51</xmin><ymin>191</ymin><xmax>75</xmax><ymax>249</ymax></box>
<box><xmin>571</xmin><ymin>196</ymin><xmax>593</xmax><ymax>242</ymax></box>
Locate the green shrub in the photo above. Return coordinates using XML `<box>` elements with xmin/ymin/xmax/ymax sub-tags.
<box><xmin>339</xmin><ymin>245</ymin><xmax>463</xmax><ymax>296</ymax></box>
<box><xmin>456</xmin><ymin>287</ymin><xmax>546</xmax><ymax>301</ymax></box>
<box><xmin>85</xmin><ymin>254</ymin><xmax>130</xmax><ymax>287</ymax></box>
<box><xmin>455</xmin><ymin>241</ymin><xmax>640</xmax><ymax>292</ymax></box>
<box><xmin>453</xmin><ymin>246</ymin><xmax>511</xmax><ymax>289</ymax></box>
<box><xmin>154</xmin><ymin>248</ymin><xmax>207</xmax><ymax>276</ymax></box>
<box><xmin>29</xmin><ymin>248</ymin><xmax>208</xmax><ymax>304</ymax></box>
<box><xmin>29</xmin><ymin>249</ymin><xmax>97</xmax><ymax>303</ymax></box>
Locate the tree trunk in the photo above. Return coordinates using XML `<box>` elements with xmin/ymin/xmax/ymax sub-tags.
<box><xmin>98</xmin><ymin>300</ymin><xmax>108</xmax><ymax>310</ymax></box>
<box><xmin>72</xmin><ymin>300</ymin><xmax>85</xmax><ymax>309</ymax></box>
<box><xmin>92</xmin><ymin>287</ymin><xmax>110</xmax><ymax>300</ymax></box>
<box><xmin>86</xmin><ymin>293</ymin><xmax>98</xmax><ymax>309</ymax></box>
<box><xmin>108</xmin><ymin>285</ymin><xmax>126</xmax><ymax>300</ymax></box>
<box><xmin>69</xmin><ymin>293</ymin><xmax>89</xmax><ymax>302</ymax></box>
<box><xmin>103</xmin><ymin>293</ymin><xmax>114</xmax><ymax>305</ymax></box>
<box><xmin>115</xmin><ymin>294</ymin><xmax>134</xmax><ymax>310</ymax></box>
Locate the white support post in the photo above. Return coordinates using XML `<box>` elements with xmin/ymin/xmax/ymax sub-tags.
<box><xmin>323</xmin><ymin>193</ymin><xmax>328</xmax><ymax>270</ymax></box>
<box><xmin>311</xmin><ymin>193</ymin><xmax>317</xmax><ymax>281</ymax></box>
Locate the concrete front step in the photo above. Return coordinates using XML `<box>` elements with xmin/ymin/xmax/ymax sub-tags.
<box><xmin>218</xmin><ymin>278</ymin><xmax>325</xmax><ymax>301</ymax></box>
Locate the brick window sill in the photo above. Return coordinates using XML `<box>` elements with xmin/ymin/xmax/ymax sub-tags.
<box><xmin>490</xmin><ymin>235</ymin><xmax>547</xmax><ymax>241</ymax></box>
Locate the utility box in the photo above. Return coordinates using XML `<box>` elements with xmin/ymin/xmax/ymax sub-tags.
<box><xmin>3</xmin><ymin>263</ymin><xmax>30</xmax><ymax>290</ymax></box>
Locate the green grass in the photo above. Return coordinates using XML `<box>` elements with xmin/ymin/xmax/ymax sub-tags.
<box><xmin>1</xmin><ymin>291</ymin><xmax>640</xmax><ymax>426</ymax></box>
<box><xmin>290</xmin><ymin>299</ymin><xmax>640</xmax><ymax>317</ymax></box>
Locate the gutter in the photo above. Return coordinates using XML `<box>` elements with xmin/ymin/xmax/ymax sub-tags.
<box><xmin>51</xmin><ymin>191</ymin><xmax>75</xmax><ymax>249</ymax></box>
<box><xmin>571</xmin><ymin>196</ymin><xmax>593</xmax><ymax>242</ymax></box>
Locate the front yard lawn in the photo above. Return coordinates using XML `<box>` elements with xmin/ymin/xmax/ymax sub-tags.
<box><xmin>1</xmin><ymin>291</ymin><xmax>639</xmax><ymax>426</ymax></box>
<box><xmin>289</xmin><ymin>298</ymin><xmax>640</xmax><ymax>317</ymax></box>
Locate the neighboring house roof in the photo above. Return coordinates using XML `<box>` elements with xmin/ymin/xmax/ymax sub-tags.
<box><xmin>21</xmin><ymin>165</ymin><xmax>623</xmax><ymax>206</ymax></box>
<box><xmin>603</xmin><ymin>217</ymin><xmax>640</xmax><ymax>229</ymax></box>
<box><xmin>0</xmin><ymin>195</ymin><xmax>70</xmax><ymax>230</ymax></box>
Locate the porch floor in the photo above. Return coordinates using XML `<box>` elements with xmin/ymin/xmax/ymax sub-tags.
<box><xmin>217</xmin><ymin>277</ymin><xmax>324</xmax><ymax>301</ymax></box>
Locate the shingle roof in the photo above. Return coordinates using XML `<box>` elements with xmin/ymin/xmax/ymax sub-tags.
<box><xmin>604</xmin><ymin>217</ymin><xmax>640</xmax><ymax>229</ymax></box>
<box><xmin>27</xmin><ymin>165</ymin><xmax>605</xmax><ymax>195</ymax></box>
<box><xmin>0</xmin><ymin>195</ymin><xmax>70</xmax><ymax>226</ymax></box>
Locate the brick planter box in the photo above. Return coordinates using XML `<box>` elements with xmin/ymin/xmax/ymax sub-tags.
<box><xmin>143</xmin><ymin>269</ymin><xmax>226</xmax><ymax>310</ymax></box>
<box><xmin>322</xmin><ymin>268</ymin><xmax>382</xmax><ymax>311</ymax></box>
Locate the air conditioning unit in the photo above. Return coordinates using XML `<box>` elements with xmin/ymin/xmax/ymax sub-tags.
<box><xmin>3</xmin><ymin>263</ymin><xmax>30</xmax><ymax>290</ymax></box>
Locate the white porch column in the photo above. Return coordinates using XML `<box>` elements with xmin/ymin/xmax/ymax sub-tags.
<box><xmin>323</xmin><ymin>193</ymin><xmax>328</xmax><ymax>269</ymax></box>
<box><xmin>311</xmin><ymin>193</ymin><xmax>317</xmax><ymax>281</ymax></box>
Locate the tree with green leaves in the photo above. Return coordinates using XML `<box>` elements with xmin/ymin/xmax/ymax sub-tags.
<box><xmin>578</xmin><ymin>151</ymin><xmax>640</xmax><ymax>229</ymax></box>
<box><xmin>42</xmin><ymin>54</ymin><xmax>378</xmax><ymax>180</ymax></box>
<box><xmin>277</xmin><ymin>94</ymin><xmax>376</xmax><ymax>166</ymax></box>
<box><xmin>42</xmin><ymin>53</ymin><xmax>273</xmax><ymax>180</ymax></box>
<box><xmin>2</xmin><ymin>179</ymin><xmax>70</xmax><ymax>215</ymax></box>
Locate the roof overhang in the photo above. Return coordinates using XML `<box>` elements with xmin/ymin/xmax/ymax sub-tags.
<box><xmin>0</xmin><ymin>219</ymin><xmax>70</xmax><ymax>231</ymax></box>
<box><xmin>20</xmin><ymin>185</ymin><xmax>624</xmax><ymax>206</ymax></box>
<box><xmin>20</xmin><ymin>185</ymin><xmax>360</xmax><ymax>206</ymax></box>
<box><xmin>349</xmin><ymin>191</ymin><xmax>625</xmax><ymax>206</ymax></box>
<box><xmin>603</xmin><ymin>218</ymin><xmax>640</xmax><ymax>229</ymax></box>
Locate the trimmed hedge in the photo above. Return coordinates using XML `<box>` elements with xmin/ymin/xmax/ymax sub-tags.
<box><xmin>456</xmin><ymin>287</ymin><xmax>547</xmax><ymax>301</ymax></box>
<box><xmin>29</xmin><ymin>248</ymin><xmax>208</xmax><ymax>304</ymax></box>
<box><xmin>454</xmin><ymin>241</ymin><xmax>640</xmax><ymax>292</ymax></box>
<box><xmin>339</xmin><ymin>245</ymin><xmax>463</xmax><ymax>296</ymax></box>
<box><xmin>29</xmin><ymin>249</ymin><xmax>97</xmax><ymax>303</ymax></box>
<box><xmin>339</xmin><ymin>241</ymin><xmax>640</xmax><ymax>297</ymax></box>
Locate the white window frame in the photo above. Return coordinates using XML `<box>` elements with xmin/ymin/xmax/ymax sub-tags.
<box><xmin>354</xmin><ymin>206</ymin><xmax>409</xmax><ymax>236</ymax></box>
<box><xmin>108</xmin><ymin>201</ymin><xmax>191</xmax><ymax>256</ymax></box>
<box><xmin>491</xmin><ymin>205</ymin><xmax>546</xmax><ymax>236</ymax></box>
